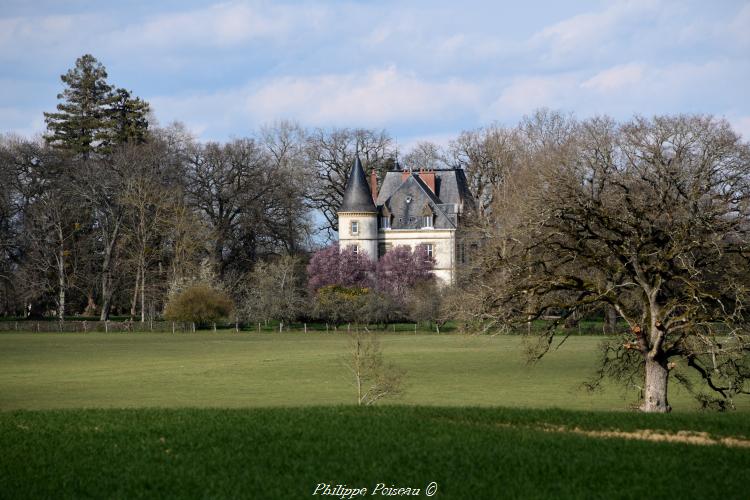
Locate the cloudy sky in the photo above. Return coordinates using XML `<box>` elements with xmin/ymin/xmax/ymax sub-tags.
<box><xmin>1</xmin><ymin>0</ymin><xmax>749</xmax><ymax>148</ymax></box>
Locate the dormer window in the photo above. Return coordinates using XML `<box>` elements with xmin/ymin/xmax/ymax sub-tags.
<box><xmin>421</xmin><ymin>204</ymin><xmax>434</xmax><ymax>228</ymax></box>
<box><xmin>351</xmin><ymin>221</ymin><xmax>359</xmax><ymax>235</ymax></box>
<box><xmin>380</xmin><ymin>206</ymin><xmax>392</xmax><ymax>230</ymax></box>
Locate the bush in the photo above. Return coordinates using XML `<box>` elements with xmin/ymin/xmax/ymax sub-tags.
<box><xmin>313</xmin><ymin>285</ymin><xmax>370</xmax><ymax>325</ymax></box>
<box><xmin>164</xmin><ymin>285</ymin><xmax>234</xmax><ymax>326</ymax></box>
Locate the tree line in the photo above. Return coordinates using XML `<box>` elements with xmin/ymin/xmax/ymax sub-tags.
<box><xmin>0</xmin><ymin>55</ymin><xmax>455</xmax><ymax>323</ymax></box>
<box><xmin>1</xmin><ymin>54</ymin><xmax>749</xmax><ymax>411</ymax></box>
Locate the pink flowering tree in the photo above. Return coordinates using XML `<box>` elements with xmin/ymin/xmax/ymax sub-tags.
<box><xmin>375</xmin><ymin>244</ymin><xmax>435</xmax><ymax>303</ymax></box>
<box><xmin>307</xmin><ymin>243</ymin><xmax>374</xmax><ymax>294</ymax></box>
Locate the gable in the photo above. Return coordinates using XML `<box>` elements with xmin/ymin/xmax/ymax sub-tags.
<box><xmin>381</xmin><ymin>175</ymin><xmax>456</xmax><ymax>230</ymax></box>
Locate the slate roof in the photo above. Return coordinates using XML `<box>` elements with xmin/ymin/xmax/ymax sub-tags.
<box><xmin>376</xmin><ymin>169</ymin><xmax>473</xmax><ymax>209</ymax></box>
<box><xmin>338</xmin><ymin>157</ymin><xmax>476</xmax><ymax>230</ymax></box>
<box><xmin>374</xmin><ymin>169</ymin><xmax>475</xmax><ymax>230</ymax></box>
<box><xmin>339</xmin><ymin>156</ymin><xmax>377</xmax><ymax>213</ymax></box>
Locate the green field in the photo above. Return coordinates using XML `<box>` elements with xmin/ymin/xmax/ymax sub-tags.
<box><xmin>3</xmin><ymin>331</ymin><xmax>747</xmax><ymax>411</ymax></box>
<box><xmin>2</xmin><ymin>332</ymin><xmax>749</xmax><ymax>499</ymax></box>
<box><xmin>2</xmin><ymin>406</ymin><xmax>749</xmax><ymax>499</ymax></box>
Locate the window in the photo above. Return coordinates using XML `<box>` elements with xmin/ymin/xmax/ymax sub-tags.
<box><xmin>351</xmin><ymin>245</ymin><xmax>359</xmax><ymax>255</ymax></box>
<box><xmin>421</xmin><ymin>215</ymin><xmax>432</xmax><ymax>228</ymax></box>
<box><xmin>425</xmin><ymin>243</ymin><xmax>434</xmax><ymax>259</ymax></box>
<box><xmin>380</xmin><ymin>216</ymin><xmax>390</xmax><ymax>229</ymax></box>
<box><xmin>350</xmin><ymin>221</ymin><xmax>358</xmax><ymax>235</ymax></box>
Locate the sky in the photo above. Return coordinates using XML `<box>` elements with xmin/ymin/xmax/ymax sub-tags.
<box><xmin>1</xmin><ymin>0</ymin><xmax>749</xmax><ymax>150</ymax></box>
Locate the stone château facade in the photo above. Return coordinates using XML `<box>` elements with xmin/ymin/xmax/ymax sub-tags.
<box><xmin>338</xmin><ymin>156</ymin><xmax>474</xmax><ymax>283</ymax></box>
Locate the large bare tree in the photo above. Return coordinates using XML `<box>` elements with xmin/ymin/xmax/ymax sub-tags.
<box><xmin>461</xmin><ymin>114</ymin><xmax>750</xmax><ymax>412</ymax></box>
<box><xmin>305</xmin><ymin>127</ymin><xmax>396</xmax><ymax>236</ymax></box>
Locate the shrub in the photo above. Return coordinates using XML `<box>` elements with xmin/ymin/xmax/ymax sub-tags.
<box><xmin>164</xmin><ymin>284</ymin><xmax>234</xmax><ymax>326</ymax></box>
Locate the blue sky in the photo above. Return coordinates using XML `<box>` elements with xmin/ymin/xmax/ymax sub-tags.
<box><xmin>1</xmin><ymin>0</ymin><xmax>749</xmax><ymax>149</ymax></box>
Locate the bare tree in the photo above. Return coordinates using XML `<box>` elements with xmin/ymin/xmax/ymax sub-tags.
<box><xmin>402</xmin><ymin>141</ymin><xmax>448</xmax><ymax>171</ymax></box>
<box><xmin>243</xmin><ymin>255</ymin><xmax>306</xmax><ymax>330</ymax></box>
<box><xmin>461</xmin><ymin>113</ymin><xmax>750</xmax><ymax>412</ymax></box>
<box><xmin>305</xmin><ymin>128</ymin><xmax>396</xmax><ymax>235</ymax></box>
<box><xmin>119</xmin><ymin>141</ymin><xmax>180</xmax><ymax>322</ymax></box>
<box><xmin>347</xmin><ymin>331</ymin><xmax>405</xmax><ymax>405</ymax></box>
<box><xmin>72</xmin><ymin>149</ymin><xmax>132</xmax><ymax>320</ymax></box>
<box><xmin>6</xmin><ymin>140</ymin><xmax>84</xmax><ymax>320</ymax></box>
<box><xmin>449</xmin><ymin>123</ymin><xmax>522</xmax><ymax>220</ymax></box>
<box><xmin>185</xmin><ymin>137</ymin><xmax>307</xmax><ymax>279</ymax></box>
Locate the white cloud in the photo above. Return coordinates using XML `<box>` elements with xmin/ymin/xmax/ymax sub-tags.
<box><xmin>150</xmin><ymin>66</ymin><xmax>483</xmax><ymax>139</ymax></box>
<box><xmin>111</xmin><ymin>1</ymin><xmax>327</xmax><ymax>50</ymax></box>
<box><xmin>581</xmin><ymin>63</ymin><xmax>645</xmax><ymax>92</ymax></box>
<box><xmin>530</xmin><ymin>0</ymin><xmax>660</xmax><ymax>62</ymax></box>
<box><xmin>0</xmin><ymin>12</ymin><xmax>106</xmax><ymax>60</ymax></box>
<box><xmin>246</xmin><ymin>66</ymin><xmax>480</xmax><ymax>125</ymax></box>
<box><xmin>487</xmin><ymin>74</ymin><xmax>579</xmax><ymax>119</ymax></box>
<box><xmin>398</xmin><ymin>132</ymin><xmax>457</xmax><ymax>154</ymax></box>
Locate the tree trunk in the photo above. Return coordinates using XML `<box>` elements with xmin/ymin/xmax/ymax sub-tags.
<box><xmin>57</xmin><ymin>249</ymin><xmax>65</xmax><ymax>322</ymax></box>
<box><xmin>641</xmin><ymin>356</ymin><xmax>671</xmax><ymax>413</ymax></box>
<box><xmin>604</xmin><ymin>305</ymin><xmax>618</xmax><ymax>334</ymax></box>
<box><xmin>100</xmin><ymin>267</ymin><xmax>113</xmax><ymax>321</ymax></box>
<box><xmin>99</xmin><ymin>219</ymin><xmax>121</xmax><ymax>321</ymax></box>
<box><xmin>130</xmin><ymin>266</ymin><xmax>140</xmax><ymax>320</ymax></box>
<box><xmin>140</xmin><ymin>254</ymin><xmax>146</xmax><ymax>323</ymax></box>
<box><xmin>56</xmin><ymin>225</ymin><xmax>66</xmax><ymax>322</ymax></box>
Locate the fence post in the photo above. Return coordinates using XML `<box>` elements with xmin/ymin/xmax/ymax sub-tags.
<box><xmin>36</xmin><ymin>322</ymin><xmax>40</xmax><ymax>333</ymax></box>
<box><xmin>304</xmin><ymin>323</ymin><xmax>307</xmax><ymax>334</ymax></box>
<box><xmin>258</xmin><ymin>322</ymin><xmax>261</xmax><ymax>333</ymax></box>
<box><xmin>105</xmin><ymin>320</ymin><xmax>109</xmax><ymax>333</ymax></box>
<box><xmin>415</xmin><ymin>323</ymin><xmax>417</xmax><ymax>334</ymax></box>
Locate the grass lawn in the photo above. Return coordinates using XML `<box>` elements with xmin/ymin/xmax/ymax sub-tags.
<box><xmin>1</xmin><ymin>331</ymin><xmax>749</xmax><ymax>411</ymax></box>
<box><xmin>2</xmin><ymin>332</ymin><xmax>749</xmax><ymax>499</ymax></box>
<box><xmin>1</xmin><ymin>406</ymin><xmax>749</xmax><ymax>499</ymax></box>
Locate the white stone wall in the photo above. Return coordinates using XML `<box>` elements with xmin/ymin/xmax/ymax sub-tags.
<box><xmin>338</xmin><ymin>212</ymin><xmax>378</xmax><ymax>259</ymax></box>
<box><xmin>379</xmin><ymin>228</ymin><xmax>456</xmax><ymax>284</ymax></box>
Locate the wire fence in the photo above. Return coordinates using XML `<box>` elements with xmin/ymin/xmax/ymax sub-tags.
<box><xmin>0</xmin><ymin>319</ymin><xmax>629</xmax><ymax>335</ymax></box>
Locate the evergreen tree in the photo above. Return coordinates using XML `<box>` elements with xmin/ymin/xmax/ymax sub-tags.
<box><xmin>44</xmin><ymin>54</ymin><xmax>150</xmax><ymax>157</ymax></box>
<box><xmin>44</xmin><ymin>54</ymin><xmax>115</xmax><ymax>156</ymax></box>
<box><xmin>105</xmin><ymin>88</ymin><xmax>150</xmax><ymax>151</ymax></box>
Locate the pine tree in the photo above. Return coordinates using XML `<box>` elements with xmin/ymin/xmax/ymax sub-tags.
<box><xmin>44</xmin><ymin>54</ymin><xmax>150</xmax><ymax>157</ymax></box>
<box><xmin>44</xmin><ymin>54</ymin><xmax>115</xmax><ymax>156</ymax></box>
<box><xmin>104</xmin><ymin>88</ymin><xmax>150</xmax><ymax>152</ymax></box>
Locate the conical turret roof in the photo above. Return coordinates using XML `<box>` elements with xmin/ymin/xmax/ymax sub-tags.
<box><xmin>339</xmin><ymin>156</ymin><xmax>377</xmax><ymax>213</ymax></box>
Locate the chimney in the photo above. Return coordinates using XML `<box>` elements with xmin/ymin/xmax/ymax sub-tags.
<box><xmin>370</xmin><ymin>169</ymin><xmax>378</xmax><ymax>202</ymax></box>
<box><xmin>419</xmin><ymin>168</ymin><xmax>436</xmax><ymax>193</ymax></box>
